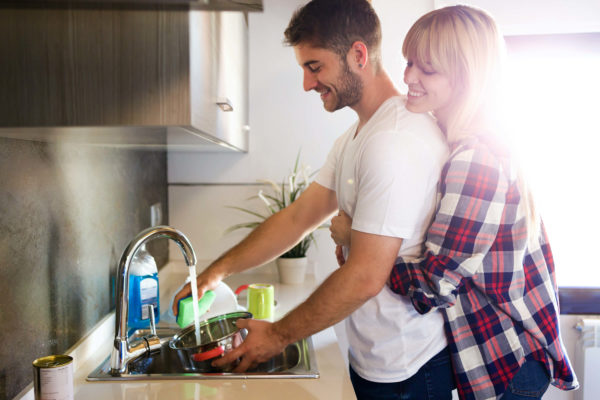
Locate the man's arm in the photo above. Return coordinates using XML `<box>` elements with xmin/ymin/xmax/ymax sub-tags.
<box><xmin>172</xmin><ymin>182</ymin><xmax>338</xmax><ymax>314</ymax></box>
<box><xmin>213</xmin><ymin>228</ymin><xmax>403</xmax><ymax>372</ymax></box>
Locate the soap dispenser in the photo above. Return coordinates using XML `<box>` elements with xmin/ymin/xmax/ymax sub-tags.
<box><xmin>127</xmin><ymin>243</ymin><xmax>160</xmax><ymax>330</ymax></box>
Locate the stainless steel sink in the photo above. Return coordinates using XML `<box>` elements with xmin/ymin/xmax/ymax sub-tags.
<box><xmin>87</xmin><ymin>327</ymin><xmax>319</xmax><ymax>381</ymax></box>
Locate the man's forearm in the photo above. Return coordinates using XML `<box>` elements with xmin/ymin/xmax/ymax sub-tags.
<box><xmin>272</xmin><ymin>260</ymin><xmax>379</xmax><ymax>345</ymax></box>
<box><xmin>208</xmin><ymin>185</ymin><xmax>337</xmax><ymax>278</ymax></box>
<box><xmin>207</xmin><ymin>210</ymin><xmax>313</xmax><ymax>278</ymax></box>
<box><xmin>171</xmin><ymin>183</ymin><xmax>338</xmax><ymax>316</ymax></box>
<box><xmin>272</xmin><ymin>230</ymin><xmax>403</xmax><ymax>346</ymax></box>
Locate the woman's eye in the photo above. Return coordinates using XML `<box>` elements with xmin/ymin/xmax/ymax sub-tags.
<box><xmin>405</xmin><ymin>60</ymin><xmax>435</xmax><ymax>75</ymax></box>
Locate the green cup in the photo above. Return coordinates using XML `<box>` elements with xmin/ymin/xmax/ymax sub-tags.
<box><xmin>247</xmin><ymin>283</ymin><xmax>275</xmax><ymax>321</ymax></box>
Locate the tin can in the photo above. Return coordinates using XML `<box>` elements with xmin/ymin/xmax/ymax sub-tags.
<box><xmin>33</xmin><ymin>355</ymin><xmax>74</xmax><ymax>400</ymax></box>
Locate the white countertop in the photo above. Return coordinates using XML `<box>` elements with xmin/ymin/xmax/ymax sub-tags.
<box><xmin>21</xmin><ymin>261</ymin><xmax>356</xmax><ymax>400</ymax></box>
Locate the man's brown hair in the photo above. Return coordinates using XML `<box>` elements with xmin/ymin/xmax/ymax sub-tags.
<box><xmin>284</xmin><ymin>0</ymin><xmax>382</xmax><ymax>70</ymax></box>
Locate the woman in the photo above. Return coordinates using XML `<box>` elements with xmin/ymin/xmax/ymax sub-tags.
<box><xmin>330</xmin><ymin>5</ymin><xmax>578</xmax><ymax>400</ymax></box>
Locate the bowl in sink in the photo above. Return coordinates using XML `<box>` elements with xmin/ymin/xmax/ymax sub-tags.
<box><xmin>86</xmin><ymin>326</ymin><xmax>319</xmax><ymax>381</ymax></box>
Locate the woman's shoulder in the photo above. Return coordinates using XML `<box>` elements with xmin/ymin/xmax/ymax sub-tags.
<box><xmin>445</xmin><ymin>136</ymin><xmax>516</xmax><ymax>187</ymax></box>
<box><xmin>449</xmin><ymin>136</ymin><xmax>507</xmax><ymax>168</ymax></box>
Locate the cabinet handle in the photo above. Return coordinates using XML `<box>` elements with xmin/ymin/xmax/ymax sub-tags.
<box><xmin>216</xmin><ymin>97</ymin><xmax>234</xmax><ymax>112</ymax></box>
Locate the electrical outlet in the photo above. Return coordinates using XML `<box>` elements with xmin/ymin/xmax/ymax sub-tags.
<box><xmin>150</xmin><ymin>203</ymin><xmax>162</xmax><ymax>227</ymax></box>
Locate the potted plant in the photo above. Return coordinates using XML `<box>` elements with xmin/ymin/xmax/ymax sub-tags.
<box><xmin>225</xmin><ymin>152</ymin><xmax>323</xmax><ymax>283</ymax></box>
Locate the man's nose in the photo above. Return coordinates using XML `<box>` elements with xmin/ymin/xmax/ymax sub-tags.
<box><xmin>303</xmin><ymin>70</ymin><xmax>318</xmax><ymax>92</ymax></box>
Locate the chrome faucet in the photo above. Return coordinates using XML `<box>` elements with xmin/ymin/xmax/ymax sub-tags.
<box><xmin>110</xmin><ymin>225</ymin><xmax>197</xmax><ymax>375</ymax></box>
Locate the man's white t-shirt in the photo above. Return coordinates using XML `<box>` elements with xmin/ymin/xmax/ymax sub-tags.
<box><xmin>315</xmin><ymin>96</ymin><xmax>449</xmax><ymax>383</ymax></box>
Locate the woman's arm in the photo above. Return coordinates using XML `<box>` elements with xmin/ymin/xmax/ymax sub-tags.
<box><xmin>390</xmin><ymin>144</ymin><xmax>510</xmax><ymax>313</ymax></box>
<box><xmin>330</xmin><ymin>210</ymin><xmax>352</xmax><ymax>247</ymax></box>
<box><xmin>330</xmin><ymin>210</ymin><xmax>352</xmax><ymax>266</ymax></box>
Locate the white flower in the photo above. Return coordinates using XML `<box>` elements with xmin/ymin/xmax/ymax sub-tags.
<box><xmin>258</xmin><ymin>190</ymin><xmax>269</xmax><ymax>205</ymax></box>
<box><xmin>257</xmin><ymin>179</ymin><xmax>282</xmax><ymax>195</ymax></box>
<box><xmin>300</xmin><ymin>164</ymin><xmax>310</xmax><ymax>186</ymax></box>
<box><xmin>258</xmin><ymin>190</ymin><xmax>275</xmax><ymax>213</ymax></box>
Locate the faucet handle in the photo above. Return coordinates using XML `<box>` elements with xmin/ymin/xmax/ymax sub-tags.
<box><xmin>146</xmin><ymin>304</ymin><xmax>157</xmax><ymax>336</ymax></box>
<box><xmin>144</xmin><ymin>304</ymin><xmax>161</xmax><ymax>354</ymax></box>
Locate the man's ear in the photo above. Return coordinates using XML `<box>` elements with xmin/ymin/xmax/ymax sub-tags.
<box><xmin>348</xmin><ymin>41</ymin><xmax>368</xmax><ymax>70</ymax></box>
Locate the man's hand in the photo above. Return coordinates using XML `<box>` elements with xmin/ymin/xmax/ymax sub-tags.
<box><xmin>171</xmin><ymin>267</ymin><xmax>224</xmax><ymax>315</ymax></box>
<box><xmin>211</xmin><ymin>318</ymin><xmax>287</xmax><ymax>372</ymax></box>
<box><xmin>330</xmin><ymin>210</ymin><xmax>352</xmax><ymax>246</ymax></box>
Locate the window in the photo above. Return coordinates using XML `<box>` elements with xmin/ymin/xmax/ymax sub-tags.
<box><xmin>504</xmin><ymin>33</ymin><xmax>600</xmax><ymax>313</ymax></box>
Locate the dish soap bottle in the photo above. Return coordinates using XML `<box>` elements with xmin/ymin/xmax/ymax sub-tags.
<box><xmin>128</xmin><ymin>243</ymin><xmax>160</xmax><ymax>330</ymax></box>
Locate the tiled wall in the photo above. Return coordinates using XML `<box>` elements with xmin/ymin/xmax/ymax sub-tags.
<box><xmin>0</xmin><ymin>137</ymin><xmax>168</xmax><ymax>400</ymax></box>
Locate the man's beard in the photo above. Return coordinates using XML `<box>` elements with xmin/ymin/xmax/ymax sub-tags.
<box><xmin>329</xmin><ymin>61</ymin><xmax>363</xmax><ymax>111</ymax></box>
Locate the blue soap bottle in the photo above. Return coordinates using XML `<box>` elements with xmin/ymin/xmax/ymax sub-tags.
<box><xmin>127</xmin><ymin>243</ymin><xmax>160</xmax><ymax>330</ymax></box>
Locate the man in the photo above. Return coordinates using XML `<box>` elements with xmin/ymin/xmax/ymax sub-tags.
<box><xmin>173</xmin><ymin>0</ymin><xmax>452</xmax><ymax>397</ymax></box>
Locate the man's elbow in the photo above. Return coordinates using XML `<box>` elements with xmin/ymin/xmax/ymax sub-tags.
<box><xmin>360</xmin><ymin>276</ymin><xmax>387</xmax><ymax>299</ymax></box>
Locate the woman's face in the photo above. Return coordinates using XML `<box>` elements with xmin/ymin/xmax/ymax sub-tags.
<box><xmin>403</xmin><ymin>58</ymin><xmax>455</xmax><ymax>127</ymax></box>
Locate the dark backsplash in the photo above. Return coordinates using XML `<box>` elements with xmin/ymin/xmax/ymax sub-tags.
<box><xmin>0</xmin><ymin>136</ymin><xmax>168</xmax><ymax>400</ymax></box>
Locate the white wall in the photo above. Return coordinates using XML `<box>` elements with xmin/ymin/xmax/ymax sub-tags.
<box><xmin>168</xmin><ymin>1</ymin><xmax>595</xmax><ymax>399</ymax></box>
<box><xmin>435</xmin><ymin>0</ymin><xmax>600</xmax><ymax>35</ymax></box>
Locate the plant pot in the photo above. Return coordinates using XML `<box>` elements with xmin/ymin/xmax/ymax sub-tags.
<box><xmin>276</xmin><ymin>257</ymin><xmax>308</xmax><ymax>284</ymax></box>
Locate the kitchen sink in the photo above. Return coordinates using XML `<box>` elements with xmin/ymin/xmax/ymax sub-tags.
<box><xmin>87</xmin><ymin>327</ymin><xmax>319</xmax><ymax>381</ymax></box>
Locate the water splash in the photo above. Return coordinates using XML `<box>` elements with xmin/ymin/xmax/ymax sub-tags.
<box><xmin>188</xmin><ymin>264</ymin><xmax>202</xmax><ymax>346</ymax></box>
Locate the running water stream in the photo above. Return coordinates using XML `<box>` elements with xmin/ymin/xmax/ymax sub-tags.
<box><xmin>188</xmin><ymin>264</ymin><xmax>202</xmax><ymax>346</ymax></box>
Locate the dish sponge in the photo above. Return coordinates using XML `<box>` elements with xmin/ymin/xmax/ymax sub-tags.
<box><xmin>176</xmin><ymin>290</ymin><xmax>216</xmax><ymax>328</ymax></box>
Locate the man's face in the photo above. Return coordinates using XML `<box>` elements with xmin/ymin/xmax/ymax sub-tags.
<box><xmin>294</xmin><ymin>43</ymin><xmax>363</xmax><ymax>112</ymax></box>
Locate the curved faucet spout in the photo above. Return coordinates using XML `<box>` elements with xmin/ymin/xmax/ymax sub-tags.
<box><xmin>111</xmin><ymin>225</ymin><xmax>197</xmax><ymax>374</ymax></box>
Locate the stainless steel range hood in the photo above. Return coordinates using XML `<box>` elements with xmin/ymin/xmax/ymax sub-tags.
<box><xmin>5</xmin><ymin>0</ymin><xmax>263</xmax><ymax>12</ymax></box>
<box><xmin>0</xmin><ymin>5</ymin><xmax>253</xmax><ymax>151</ymax></box>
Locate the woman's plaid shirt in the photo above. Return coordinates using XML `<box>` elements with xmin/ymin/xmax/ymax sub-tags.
<box><xmin>389</xmin><ymin>137</ymin><xmax>578</xmax><ymax>400</ymax></box>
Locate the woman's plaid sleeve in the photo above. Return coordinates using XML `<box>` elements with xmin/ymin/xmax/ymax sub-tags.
<box><xmin>389</xmin><ymin>145</ymin><xmax>509</xmax><ymax>312</ymax></box>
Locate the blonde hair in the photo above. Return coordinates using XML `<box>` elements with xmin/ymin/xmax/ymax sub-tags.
<box><xmin>403</xmin><ymin>5</ymin><xmax>539</xmax><ymax>242</ymax></box>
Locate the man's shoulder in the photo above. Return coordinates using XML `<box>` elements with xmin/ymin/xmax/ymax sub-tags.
<box><xmin>373</xmin><ymin>96</ymin><xmax>441</xmax><ymax>135</ymax></box>
<box><xmin>368</xmin><ymin>115</ymin><xmax>445</xmax><ymax>153</ymax></box>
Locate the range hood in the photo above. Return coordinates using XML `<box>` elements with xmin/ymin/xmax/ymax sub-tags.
<box><xmin>5</xmin><ymin>0</ymin><xmax>263</xmax><ymax>12</ymax></box>
<box><xmin>0</xmin><ymin>4</ymin><xmax>253</xmax><ymax>151</ymax></box>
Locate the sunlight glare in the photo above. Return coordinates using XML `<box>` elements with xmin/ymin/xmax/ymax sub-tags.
<box><xmin>505</xmin><ymin>52</ymin><xmax>600</xmax><ymax>287</ymax></box>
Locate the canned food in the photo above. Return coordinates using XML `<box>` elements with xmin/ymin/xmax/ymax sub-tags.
<box><xmin>33</xmin><ymin>355</ymin><xmax>73</xmax><ymax>400</ymax></box>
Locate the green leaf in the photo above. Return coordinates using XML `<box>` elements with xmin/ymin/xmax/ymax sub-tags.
<box><xmin>293</xmin><ymin>149</ymin><xmax>301</xmax><ymax>174</ymax></box>
<box><xmin>263</xmin><ymin>194</ymin><xmax>285</xmax><ymax>211</ymax></box>
<box><xmin>281</xmin><ymin>177</ymin><xmax>287</xmax><ymax>207</ymax></box>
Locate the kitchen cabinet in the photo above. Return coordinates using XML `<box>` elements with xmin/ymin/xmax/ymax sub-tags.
<box><xmin>0</xmin><ymin>6</ymin><xmax>249</xmax><ymax>151</ymax></box>
<box><xmin>9</xmin><ymin>0</ymin><xmax>263</xmax><ymax>12</ymax></box>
